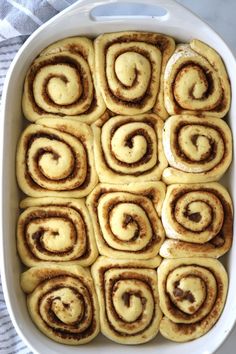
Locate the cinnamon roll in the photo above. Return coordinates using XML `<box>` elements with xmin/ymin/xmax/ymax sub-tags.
<box><xmin>87</xmin><ymin>182</ymin><xmax>166</xmax><ymax>259</ymax></box>
<box><xmin>93</xmin><ymin>114</ymin><xmax>168</xmax><ymax>183</ymax></box>
<box><xmin>21</xmin><ymin>265</ymin><xmax>99</xmax><ymax>344</ymax></box>
<box><xmin>22</xmin><ymin>37</ymin><xmax>106</xmax><ymax>123</ymax></box>
<box><xmin>95</xmin><ymin>31</ymin><xmax>175</xmax><ymax>118</ymax></box>
<box><xmin>164</xmin><ymin>40</ymin><xmax>230</xmax><ymax>117</ymax></box>
<box><xmin>160</xmin><ymin>183</ymin><xmax>233</xmax><ymax>258</ymax></box>
<box><xmin>17</xmin><ymin>197</ymin><xmax>98</xmax><ymax>267</ymax></box>
<box><xmin>91</xmin><ymin>256</ymin><xmax>162</xmax><ymax>344</ymax></box>
<box><xmin>16</xmin><ymin>118</ymin><xmax>98</xmax><ymax>197</ymax></box>
<box><xmin>162</xmin><ymin>115</ymin><xmax>232</xmax><ymax>184</ymax></box>
<box><xmin>158</xmin><ymin>258</ymin><xmax>228</xmax><ymax>342</ymax></box>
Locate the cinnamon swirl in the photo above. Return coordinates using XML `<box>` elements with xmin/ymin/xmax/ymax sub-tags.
<box><xmin>158</xmin><ymin>258</ymin><xmax>228</xmax><ymax>342</ymax></box>
<box><xmin>21</xmin><ymin>265</ymin><xmax>99</xmax><ymax>344</ymax></box>
<box><xmin>164</xmin><ymin>40</ymin><xmax>230</xmax><ymax>117</ymax></box>
<box><xmin>86</xmin><ymin>182</ymin><xmax>166</xmax><ymax>259</ymax></box>
<box><xmin>16</xmin><ymin>118</ymin><xmax>98</xmax><ymax>197</ymax></box>
<box><xmin>17</xmin><ymin>197</ymin><xmax>98</xmax><ymax>266</ymax></box>
<box><xmin>160</xmin><ymin>183</ymin><xmax>233</xmax><ymax>258</ymax></box>
<box><xmin>162</xmin><ymin>115</ymin><xmax>232</xmax><ymax>184</ymax></box>
<box><xmin>22</xmin><ymin>37</ymin><xmax>106</xmax><ymax>123</ymax></box>
<box><xmin>93</xmin><ymin>114</ymin><xmax>168</xmax><ymax>183</ymax></box>
<box><xmin>95</xmin><ymin>31</ymin><xmax>175</xmax><ymax>118</ymax></box>
<box><xmin>91</xmin><ymin>256</ymin><xmax>162</xmax><ymax>344</ymax></box>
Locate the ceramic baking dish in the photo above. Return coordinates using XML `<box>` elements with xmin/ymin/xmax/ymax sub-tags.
<box><xmin>1</xmin><ymin>0</ymin><xmax>235</xmax><ymax>353</ymax></box>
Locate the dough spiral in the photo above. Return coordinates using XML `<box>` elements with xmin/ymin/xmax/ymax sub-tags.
<box><xmin>86</xmin><ymin>182</ymin><xmax>166</xmax><ymax>259</ymax></box>
<box><xmin>164</xmin><ymin>40</ymin><xmax>230</xmax><ymax>117</ymax></box>
<box><xmin>95</xmin><ymin>31</ymin><xmax>175</xmax><ymax>118</ymax></box>
<box><xmin>162</xmin><ymin>115</ymin><xmax>232</xmax><ymax>184</ymax></box>
<box><xmin>16</xmin><ymin>118</ymin><xmax>98</xmax><ymax>197</ymax></box>
<box><xmin>93</xmin><ymin>114</ymin><xmax>167</xmax><ymax>183</ymax></box>
<box><xmin>91</xmin><ymin>256</ymin><xmax>162</xmax><ymax>344</ymax></box>
<box><xmin>160</xmin><ymin>183</ymin><xmax>233</xmax><ymax>258</ymax></box>
<box><xmin>22</xmin><ymin>37</ymin><xmax>106</xmax><ymax>123</ymax></box>
<box><xmin>17</xmin><ymin>197</ymin><xmax>98</xmax><ymax>267</ymax></box>
<box><xmin>21</xmin><ymin>265</ymin><xmax>99</xmax><ymax>345</ymax></box>
<box><xmin>158</xmin><ymin>258</ymin><xmax>228</xmax><ymax>342</ymax></box>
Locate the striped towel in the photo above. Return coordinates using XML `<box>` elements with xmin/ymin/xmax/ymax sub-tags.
<box><xmin>0</xmin><ymin>2</ymin><xmax>77</xmax><ymax>353</ymax></box>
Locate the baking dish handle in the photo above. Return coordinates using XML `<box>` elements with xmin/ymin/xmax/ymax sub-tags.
<box><xmin>57</xmin><ymin>0</ymin><xmax>207</xmax><ymax>29</ymax></box>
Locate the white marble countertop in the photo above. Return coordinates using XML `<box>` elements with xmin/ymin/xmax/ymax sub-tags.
<box><xmin>177</xmin><ymin>1</ymin><xmax>236</xmax><ymax>353</ymax></box>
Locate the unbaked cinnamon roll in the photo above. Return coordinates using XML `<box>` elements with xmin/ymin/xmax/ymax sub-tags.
<box><xmin>93</xmin><ymin>114</ymin><xmax>168</xmax><ymax>183</ymax></box>
<box><xmin>162</xmin><ymin>115</ymin><xmax>232</xmax><ymax>184</ymax></box>
<box><xmin>22</xmin><ymin>37</ymin><xmax>106</xmax><ymax>123</ymax></box>
<box><xmin>160</xmin><ymin>183</ymin><xmax>233</xmax><ymax>258</ymax></box>
<box><xmin>16</xmin><ymin>118</ymin><xmax>98</xmax><ymax>197</ymax></box>
<box><xmin>21</xmin><ymin>265</ymin><xmax>99</xmax><ymax>344</ymax></box>
<box><xmin>86</xmin><ymin>182</ymin><xmax>166</xmax><ymax>259</ymax></box>
<box><xmin>17</xmin><ymin>197</ymin><xmax>98</xmax><ymax>267</ymax></box>
<box><xmin>164</xmin><ymin>40</ymin><xmax>230</xmax><ymax>117</ymax></box>
<box><xmin>91</xmin><ymin>256</ymin><xmax>162</xmax><ymax>344</ymax></box>
<box><xmin>158</xmin><ymin>258</ymin><xmax>228</xmax><ymax>342</ymax></box>
<box><xmin>95</xmin><ymin>31</ymin><xmax>175</xmax><ymax>118</ymax></box>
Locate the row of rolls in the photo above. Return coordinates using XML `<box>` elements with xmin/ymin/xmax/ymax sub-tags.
<box><xmin>18</xmin><ymin>181</ymin><xmax>233</xmax><ymax>265</ymax></box>
<box><xmin>21</xmin><ymin>257</ymin><xmax>228</xmax><ymax>345</ymax></box>
<box><xmin>19</xmin><ymin>179</ymin><xmax>232</xmax><ymax>344</ymax></box>
<box><xmin>22</xmin><ymin>33</ymin><xmax>230</xmax><ymax>122</ymax></box>
<box><xmin>16</xmin><ymin>114</ymin><xmax>232</xmax><ymax>195</ymax></box>
<box><xmin>18</xmin><ymin>32</ymin><xmax>232</xmax><ymax>346</ymax></box>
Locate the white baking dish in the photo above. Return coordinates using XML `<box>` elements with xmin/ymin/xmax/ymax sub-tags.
<box><xmin>0</xmin><ymin>0</ymin><xmax>235</xmax><ymax>353</ymax></box>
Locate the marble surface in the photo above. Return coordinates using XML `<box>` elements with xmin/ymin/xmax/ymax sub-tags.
<box><xmin>177</xmin><ymin>0</ymin><xmax>236</xmax><ymax>54</ymax></box>
<box><xmin>176</xmin><ymin>1</ymin><xmax>236</xmax><ymax>353</ymax></box>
